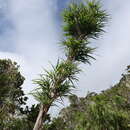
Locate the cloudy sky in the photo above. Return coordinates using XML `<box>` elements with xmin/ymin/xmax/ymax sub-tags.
<box><xmin>0</xmin><ymin>0</ymin><xmax>130</xmax><ymax>115</ymax></box>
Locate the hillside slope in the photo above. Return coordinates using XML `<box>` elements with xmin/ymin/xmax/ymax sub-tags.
<box><xmin>45</xmin><ymin>72</ymin><xmax>130</xmax><ymax>130</ymax></box>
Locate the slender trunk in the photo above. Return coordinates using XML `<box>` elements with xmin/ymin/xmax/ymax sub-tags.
<box><xmin>33</xmin><ymin>105</ymin><xmax>44</xmax><ymax>130</ymax></box>
<box><xmin>33</xmin><ymin>105</ymin><xmax>50</xmax><ymax>130</ymax></box>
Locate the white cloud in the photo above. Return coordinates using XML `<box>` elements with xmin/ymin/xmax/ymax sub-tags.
<box><xmin>0</xmin><ymin>0</ymin><xmax>60</xmax><ymax>106</ymax></box>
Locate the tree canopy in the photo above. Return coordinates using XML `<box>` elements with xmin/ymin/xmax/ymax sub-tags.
<box><xmin>0</xmin><ymin>59</ymin><xmax>27</xmax><ymax>129</ymax></box>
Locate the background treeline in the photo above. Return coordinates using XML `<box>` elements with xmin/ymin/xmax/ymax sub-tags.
<box><xmin>0</xmin><ymin>59</ymin><xmax>130</xmax><ymax>130</ymax></box>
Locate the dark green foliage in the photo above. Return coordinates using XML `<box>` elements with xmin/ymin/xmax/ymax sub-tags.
<box><xmin>32</xmin><ymin>60</ymin><xmax>80</xmax><ymax>105</ymax></box>
<box><xmin>0</xmin><ymin>59</ymin><xmax>43</xmax><ymax>130</ymax></box>
<box><xmin>63</xmin><ymin>0</ymin><xmax>108</xmax><ymax>39</ymax></box>
<box><xmin>61</xmin><ymin>0</ymin><xmax>108</xmax><ymax>63</ymax></box>
<box><xmin>0</xmin><ymin>59</ymin><xmax>25</xmax><ymax>105</ymax></box>
<box><xmin>62</xmin><ymin>37</ymin><xmax>95</xmax><ymax>63</ymax></box>
<box><xmin>0</xmin><ymin>59</ymin><xmax>28</xmax><ymax>129</ymax></box>
<box><xmin>3</xmin><ymin>118</ymin><xmax>33</xmax><ymax>130</ymax></box>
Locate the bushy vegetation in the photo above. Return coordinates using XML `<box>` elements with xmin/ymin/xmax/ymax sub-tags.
<box><xmin>0</xmin><ymin>59</ymin><xmax>26</xmax><ymax>129</ymax></box>
<box><xmin>44</xmin><ymin>70</ymin><xmax>130</xmax><ymax>130</ymax></box>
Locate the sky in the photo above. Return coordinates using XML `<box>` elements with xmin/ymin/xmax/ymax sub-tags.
<box><xmin>0</xmin><ymin>0</ymin><xmax>130</xmax><ymax>116</ymax></box>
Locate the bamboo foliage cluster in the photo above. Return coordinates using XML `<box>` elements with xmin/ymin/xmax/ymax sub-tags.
<box><xmin>32</xmin><ymin>60</ymin><xmax>80</xmax><ymax>105</ymax></box>
<box><xmin>62</xmin><ymin>38</ymin><xmax>95</xmax><ymax>63</ymax></box>
<box><xmin>32</xmin><ymin>0</ymin><xmax>108</xmax><ymax>129</ymax></box>
<box><xmin>63</xmin><ymin>0</ymin><xmax>108</xmax><ymax>39</ymax></box>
